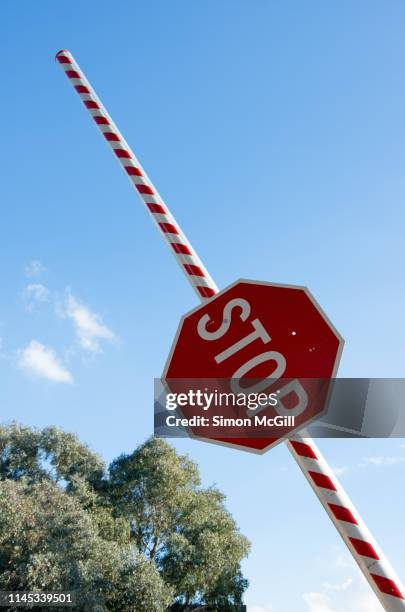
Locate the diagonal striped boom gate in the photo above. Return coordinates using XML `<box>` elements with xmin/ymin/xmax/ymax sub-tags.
<box><xmin>56</xmin><ymin>50</ymin><xmax>405</xmax><ymax>610</ymax></box>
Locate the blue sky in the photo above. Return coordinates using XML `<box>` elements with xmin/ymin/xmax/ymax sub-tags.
<box><xmin>1</xmin><ymin>1</ymin><xmax>405</xmax><ymax>610</ymax></box>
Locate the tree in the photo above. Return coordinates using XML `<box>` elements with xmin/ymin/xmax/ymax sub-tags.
<box><xmin>109</xmin><ymin>438</ymin><xmax>250</xmax><ymax>609</ymax></box>
<box><xmin>0</xmin><ymin>478</ymin><xmax>172</xmax><ymax>611</ymax></box>
<box><xmin>0</xmin><ymin>424</ymin><xmax>250</xmax><ymax>610</ymax></box>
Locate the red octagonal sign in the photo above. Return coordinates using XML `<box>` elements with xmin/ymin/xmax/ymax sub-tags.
<box><xmin>163</xmin><ymin>279</ymin><xmax>344</xmax><ymax>453</ymax></box>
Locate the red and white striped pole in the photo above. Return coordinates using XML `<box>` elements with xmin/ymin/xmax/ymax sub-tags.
<box><xmin>56</xmin><ymin>49</ymin><xmax>405</xmax><ymax>610</ymax></box>
<box><xmin>56</xmin><ymin>51</ymin><xmax>217</xmax><ymax>301</ymax></box>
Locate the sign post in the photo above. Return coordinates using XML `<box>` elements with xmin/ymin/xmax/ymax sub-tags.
<box><xmin>56</xmin><ymin>50</ymin><xmax>405</xmax><ymax>610</ymax></box>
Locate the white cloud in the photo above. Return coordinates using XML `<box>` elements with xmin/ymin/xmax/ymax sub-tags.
<box><xmin>303</xmin><ymin>591</ymin><xmax>335</xmax><ymax>612</ymax></box>
<box><xmin>350</xmin><ymin>591</ymin><xmax>383</xmax><ymax>612</ymax></box>
<box><xmin>25</xmin><ymin>260</ymin><xmax>47</xmax><ymax>278</ymax></box>
<box><xmin>323</xmin><ymin>578</ymin><xmax>353</xmax><ymax>592</ymax></box>
<box><xmin>303</xmin><ymin>554</ymin><xmax>384</xmax><ymax>612</ymax></box>
<box><xmin>23</xmin><ymin>283</ymin><xmax>50</xmax><ymax>310</ymax></box>
<box><xmin>64</xmin><ymin>292</ymin><xmax>116</xmax><ymax>353</ymax></box>
<box><xmin>332</xmin><ymin>466</ymin><xmax>349</xmax><ymax>477</ymax></box>
<box><xmin>249</xmin><ymin>607</ymin><xmax>274</xmax><ymax>612</ymax></box>
<box><xmin>302</xmin><ymin>582</ymin><xmax>382</xmax><ymax>612</ymax></box>
<box><xmin>17</xmin><ymin>340</ymin><xmax>73</xmax><ymax>383</ymax></box>
<box><xmin>335</xmin><ymin>554</ymin><xmax>353</xmax><ymax>570</ymax></box>
<box><xmin>364</xmin><ymin>455</ymin><xmax>405</xmax><ymax>467</ymax></box>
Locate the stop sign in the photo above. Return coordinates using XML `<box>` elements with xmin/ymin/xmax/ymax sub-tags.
<box><xmin>163</xmin><ymin>279</ymin><xmax>343</xmax><ymax>452</ymax></box>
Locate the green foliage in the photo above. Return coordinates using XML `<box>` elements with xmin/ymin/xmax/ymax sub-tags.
<box><xmin>0</xmin><ymin>478</ymin><xmax>172</xmax><ymax>611</ymax></box>
<box><xmin>108</xmin><ymin>438</ymin><xmax>200</xmax><ymax>557</ymax></box>
<box><xmin>161</xmin><ymin>487</ymin><xmax>249</xmax><ymax>607</ymax></box>
<box><xmin>0</xmin><ymin>423</ymin><xmax>104</xmax><ymax>486</ymax></box>
<box><xmin>0</xmin><ymin>425</ymin><xmax>250</xmax><ymax>610</ymax></box>
<box><xmin>109</xmin><ymin>438</ymin><xmax>250</xmax><ymax>608</ymax></box>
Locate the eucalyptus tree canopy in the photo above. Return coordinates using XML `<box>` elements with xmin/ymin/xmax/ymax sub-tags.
<box><xmin>0</xmin><ymin>424</ymin><xmax>249</xmax><ymax>610</ymax></box>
